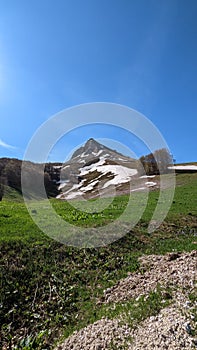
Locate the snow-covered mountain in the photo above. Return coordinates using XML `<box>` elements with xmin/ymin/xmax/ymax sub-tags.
<box><xmin>56</xmin><ymin>138</ymin><xmax>157</xmax><ymax>200</ymax></box>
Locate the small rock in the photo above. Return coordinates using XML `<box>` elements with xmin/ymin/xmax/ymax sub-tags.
<box><xmin>185</xmin><ymin>322</ymin><xmax>192</xmax><ymax>335</ymax></box>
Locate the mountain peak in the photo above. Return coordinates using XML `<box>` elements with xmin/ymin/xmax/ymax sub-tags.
<box><xmin>71</xmin><ymin>138</ymin><xmax>103</xmax><ymax>159</ymax></box>
<box><xmin>84</xmin><ymin>138</ymin><xmax>104</xmax><ymax>150</ymax></box>
<box><xmin>86</xmin><ymin>137</ymin><xmax>95</xmax><ymax>143</ymax></box>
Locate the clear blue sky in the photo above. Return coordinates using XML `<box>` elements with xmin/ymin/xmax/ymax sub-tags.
<box><xmin>0</xmin><ymin>0</ymin><xmax>196</xmax><ymax>163</ymax></box>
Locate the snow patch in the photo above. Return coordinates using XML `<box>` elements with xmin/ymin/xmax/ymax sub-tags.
<box><xmin>80</xmin><ymin>180</ymin><xmax>98</xmax><ymax>192</ymax></box>
<box><xmin>62</xmin><ymin>165</ymin><xmax>70</xmax><ymax>170</ymax></box>
<box><xmin>145</xmin><ymin>181</ymin><xmax>157</xmax><ymax>187</ymax></box>
<box><xmin>168</xmin><ymin>165</ymin><xmax>197</xmax><ymax>170</ymax></box>
<box><xmin>80</xmin><ymin>157</ymin><xmax>106</xmax><ymax>175</ymax></box>
<box><xmin>99</xmin><ymin>165</ymin><xmax>137</xmax><ymax>188</ymax></box>
<box><xmin>63</xmin><ymin>192</ymin><xmax>79</xmax><ymax>200</ymax></box>
<box><xmin>140</xmin><ymin>175</ymin><xmax>155</xmax><ymax>179</ymax></box>
<box><xmin>131</xmin><ymin>187</ymin><xmax>146</xmax><ymax>192</ymax></box>
<box><xmin>96</xmin><ymin>150</ymin><xmax>103</xmax><ymax>156</ymax></box>
<box><xmin>58</xmin><ymin>180</ymin><xmax>70</xmax><ymax>190</ymax></box>
<box><xmin>80</xmin><ymin>152</ymin><xmax>87</xmax><ymax>158</ymax></box>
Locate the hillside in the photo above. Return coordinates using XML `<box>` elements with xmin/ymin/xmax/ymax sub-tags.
<box><xmin>0</xmin><ymin>158</ymin><xmax>62</xmax><ymax>200</ymax></box>
<box><xmin>0</xmin><ymin>172</ymin><xmax>197</xmax><ymax>349</ymax></box>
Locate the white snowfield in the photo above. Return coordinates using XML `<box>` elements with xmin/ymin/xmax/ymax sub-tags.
<box><xmin>145</xmin><ymin>181</ymin><xmax>157</xmax><ymax>187</ymax></box>
<box><xmin>168</xmin><ymin>165</ymin><xmax>197</xmax><ymax>170</ymax></box>
<box><xmin>57</xmin><ymin>161</ymin><xmax>138</xmax><ymax>199</ymax></box>
<box><xmin>80</xmin><ymin>161</ymin><xmax>138</xmax><ymax>188</ymax></box>
<box><xmin>100</xmin><ymin>165</ymin><xmax>137</xmax><ymax>188</ymax></box>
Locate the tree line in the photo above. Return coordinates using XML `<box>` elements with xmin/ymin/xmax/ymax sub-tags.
<box><xmin>139</xmin><ymin>148</ymin><xmax>173</xmax><ymax>175</ymax></box>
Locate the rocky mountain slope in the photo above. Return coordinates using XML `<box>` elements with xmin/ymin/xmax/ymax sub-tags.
<box><xmin>57</xmin><ymin>138</ymin><xmax>158</xmax><ymax>200</ymax></box>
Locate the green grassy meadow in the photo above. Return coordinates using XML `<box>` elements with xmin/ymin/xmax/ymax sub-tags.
<box><xmin>0</xmin><ymin>173</ymin><xmax>197</xmax><ymax>349</ymax></box>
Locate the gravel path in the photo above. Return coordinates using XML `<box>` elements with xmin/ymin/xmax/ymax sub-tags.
<box><xmin>55</xmin><ymin>250</ymin><xmax>197</xmax><ymax>350</ymax></box>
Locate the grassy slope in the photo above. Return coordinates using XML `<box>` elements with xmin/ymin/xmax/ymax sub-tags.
<box><xmin>0</xmin><ymin>173</ymin><xmax>197</xmax><ymax>349</ymax></box>
<box><xmin>2</xmin><ymin>185</ymin><xmax>23</xmax><ymax>202</ymax></box>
